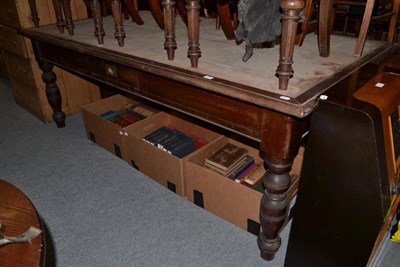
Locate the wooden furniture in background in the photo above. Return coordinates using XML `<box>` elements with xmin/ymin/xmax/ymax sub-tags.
<box><xmin>0</xmin><ymin>0</ymin><xmax>100</xmax><ymax>123</ymax></box>
<box><xmin>347</xmin><ymin>0</ymin><xmax>400</xmax><ymax>56</ymax></box>
<box><xmin>299</xmin><ymin>0</ymin><xmax>400</xmax><ymax>57</ymax></box>
<box><xmin>0</xmin><ymin>179</ymin><xmax>45</xmax><ymax>267</ymax></box>
<box><xmin>285</xmin><ymin>70</ymin><xmax>400</xmax><ymax>266</ymax></box>
<box><xmin>89</xmin><ymin>0</ymin><xmax>127</xmax><ymax>46</ymax></box>
<box><xmin>216</xmin><ymin>0</ymin><xmax>237</xmax><ymax>40</ymax></box>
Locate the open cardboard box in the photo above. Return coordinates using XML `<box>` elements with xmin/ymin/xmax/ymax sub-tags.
<box><xmin>184</xmin><ymin>136</ymin><xmax>304</xmax><ymax>235</ymax></box>
<box><xmin>81</xmin><ymin>94</ymin><xmax>158</xmax><ymax>161</ymax></box>
<box><xmin>124</xmin><ymin>112</ymin><xmax>222</xmax><ymax>197</ymax></box>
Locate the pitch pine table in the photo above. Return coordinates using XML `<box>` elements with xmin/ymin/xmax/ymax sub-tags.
<box><xmin>19</xmin><ymin>16</ymin><xmax>400</xmax><ymax>260</ymax></box>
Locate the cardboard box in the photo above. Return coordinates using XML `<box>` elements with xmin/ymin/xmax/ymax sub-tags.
<box><xmin>125</xmin><ymin>112</ymin><xmax>222</xmax><ymax>197</ymax></box>
<box><xmin>184</xmin><ymin>136</ymin><xmax>304</xmax><ymax>235</ymax></box>
<box><xmin>82</xmin><ymin>94</ymin><xmax>157</xmax><ymax>161</ymax></box>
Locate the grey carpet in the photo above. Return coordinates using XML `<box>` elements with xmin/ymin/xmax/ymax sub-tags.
<box><xmin>0</xmin><ymin>76</ymin><xmax>291</xmax><ymax>266</ymax></box>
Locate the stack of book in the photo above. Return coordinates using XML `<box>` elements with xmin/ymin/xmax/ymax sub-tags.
<box><xmin>234</xmin><ymin>162</ymin><xmax>266</xmax><ymax>186</ymax></box>
<box><xmin>143</xmin><ymin>126</ymin><xmax>206</xmax><ymax>158</ymax></box>
<box><xmin>204</xmin><ymin>143</ymin><xmax>266</xmax><ymax>189</ymax></box>
<box><xmin>205</xmin><ymin>143</ymin><xmax>248</xmax><ymax>176</ymax></box>
<box><xmin>100</xmin><ymin>104</ymin><xmax>156</xmax><ymax>127</ymax></box>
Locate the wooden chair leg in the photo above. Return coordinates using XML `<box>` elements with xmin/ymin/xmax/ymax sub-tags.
<box><xmin>176</xmin><ymin>0</ymin><xmax>188</xmax><ymax>26</ymax></box>
<box><xmin>216</xmin><ymin>1</ymin><xmax>236</xmax><ymax>40</ymax></box>
<box><xmin>296</xmin><ymin>0</ymin><xmax>314</xmax><ymax>46</ymax></box>
<box><xmin>318</xmin><ymin>0</ymin><xmax>332</xmax><ymax>57</ymax></box>
<box><xmin>82</xmin><ymin>0</ymin><xmax>93</xmax><ymax>17</ymax></box>
<box><xmin>28</xmin><ymin>0</ymin><xmax>40</xmax><ymax>27</ymax></box>
<box><xmin>162</xmin><ymin>0</ymin><xmax>177</xmax><ymax>60</ymax></box>
<box><xmin>61</xmin><ymin>0</ymin><xmax>75</xmax><ymax>35</ymax></box>
<box><xmin>387</xmin><ymin>0</ymin><xmax>400</xmax><ymax>42</ymax></box>
<box><xmin>101</xmin><ymin>0</ymin><xmax>109</xmax><ymax>16</ymax></box>
<box><xmin>148</xmin><ymin>0</ymin><xmax>165</xmax><ymax>29</ymax></box>
<box><xmin>91</xmin><ymin>0</ymin><xmax>105</xmax><ymax>44</ymax></box>
<box><xmin>123</xmin><ymin>5</ymin><xmax>130</xmax><ymax>20</ymax></box>
<box><xmin>121</xmin><ymin>0</ymin><xmax>144</xmax><ymax>25</ymax></box>
<box><xmin>276</xmin><ymin>0</ymin><xmax>305</xmax><ymax>91</ymax></box>
<box><xmin>186</xmin><ymin>0</ymin><xmax>201</xmax><ymax>68</ymax></box>
<box><xmin>52</xmin><ymin>0</ymin><xmax>65</xmax><ymax>33</ymax></box>
<box><xmin>353</xmin><ymin>0</ymin><xmax>375</xmax><ymax>57</ymax></box>
<box><xmin>111</xmin><ymin>0</ymin><xmax>126</xmax><ymax>46</ymax></box>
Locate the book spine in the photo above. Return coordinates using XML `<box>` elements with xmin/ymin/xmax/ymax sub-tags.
<box><xmin>228</xmin><ymin>155</ymin><xmax>255</xmax><ymax>179</ymax></box>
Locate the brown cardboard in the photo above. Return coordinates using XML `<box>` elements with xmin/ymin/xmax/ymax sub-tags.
<box><xmin>81</xmin><ymin>94</ymin><xmax>157</xmax><ymax>161</ymax></box>
<box><xmin>184</xmin><ymin>136</ymin><xmax>304</xmax><ymax>234</ymax></box>
<box><xmin>124</xmin><ymin>112</ymin><xmax>221</xmax><ymax>197</ymax></box>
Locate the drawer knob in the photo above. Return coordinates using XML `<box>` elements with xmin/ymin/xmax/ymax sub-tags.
<box><xmin>105</xmin><ymin>64</ymin><xmax>117</xmax><ymax>77</ymax></box>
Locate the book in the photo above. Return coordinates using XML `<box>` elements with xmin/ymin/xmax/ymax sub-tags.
<box><xmin>100</xmin><ymin>110</ymin><xmax>118</xmax><ymax>120</ymax></box>
<box><xmin>243</xmin><ymin>164</ymin><xmax>266</xmax><ymax>185</ymax></box>
<box><xmin>234</xmin><ymin>162</ymin><xmax>258</xmax><ymax>182</ymax></box>
<box><xmin>126</xmin><ymin>104</ymin><xmax>157</xmax><ymax>117</ymax></box>
<box><xmin>228</xmin><ymin>155</ymin><xmax>255</xmax><ymax>179</ymax></box>
<box><xmin>205</xmin><ymin>156</ymin><xmax>248</xmax><ymax>177</ymax></box>
<box><xmin>143</xmin><ymin>127</ymin><xmax>174</xmax><ymax>145</ymax></box>
<box><xmin>123</xmin><ymin>109</ymin><xmax>146</xmax><ymax>123</ymax></box>
<box><xmin>113</xmin><ymin>118</ymin><xmax>132</xmax><ymax>127</ymax></box>
<box><xmin>169</xmin><ymin>137</ymin><xmax>196</xmax><ymax>158</ymax></box>
<box><xmin>143</xmin><ymin>127</ymin><xmax>167</xmax><ymax>143</ymax></box>
<box><xmin>100</xmin><ymin>108</ymin><xmax>146</xmax><ymax>127</ymax></box>
<box><xmin>142</xmin><ymin>126</ymin><xmax>197</xmax><ymax>158</ymax></box>
<box><xmin>205</xmin><ymin>143</ymin><xmax>248</xmax><ymax>171</ymax></box>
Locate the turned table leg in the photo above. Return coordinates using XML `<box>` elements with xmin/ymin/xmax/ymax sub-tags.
<box><xmin>38</xmin><ymin>60</ymin><xmax>66</xmax><ymax>128</ymax></box>
<box><xmin>91</xmin><ymin>0</ymin><xmax>105</xmax><ymax>44</ymax></box>
<box><xmin>257</xmin><ymin>111</ymin><xmax>306</xmax><ymax>260</ymax></box>
<box><xmin>28</xmin><ymin>0</ymin><xmax>40</xmax><ymax>27</ymax></box>
<box><xmin>52</xmin><ymin>0</ymin><xmax>65</xmax><ymax>33</ymax></box>
<box><xmin>162</xmin><ymin>0</ymin><xmax>177</xmax><ymax>60</ymax></box>
<box><xmin>111</xmin><ymin>0</ymin><xmax>126</xmax><ymax>47</ymax></box>
<box><xmin>186</xmin><ymin>0</ymin><xmax>201</xmax><ymax>68</ymax></box>
<box><xmin>276</xmin><ymin>0</ymin><xmax>305</xmax><ymax>90</ymax></box>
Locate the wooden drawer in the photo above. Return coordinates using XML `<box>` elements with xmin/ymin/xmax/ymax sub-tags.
<box><xmin>0</xmin><ymin>25</ymin><xmax>28</xmax><ymax>57</ymax></box>
<box><xmin>0</xmin><ymin>0</ymin><xmax>21</xmax><ymax>29</ymax></box>
<box><xmin>10</xmin><ymin>78</ymin><xmax>46</xmax><ymax>121</ymax></box>
<box><xmin>2</xmin><ymin>50</ymin><xmax>36</xmax><ymax>86</ymax></box>
<box><xmin>40</xmin><ymin>43</ymin><xmax>139</xmax><ymax>91</ymax></box>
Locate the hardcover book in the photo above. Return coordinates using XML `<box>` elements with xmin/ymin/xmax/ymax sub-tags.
<box><xmin>205</xmin><ymin>143</ymin><xmax>248</xmax><ymax>171</ymax></box>
<box><xmin>205</xmin><ymin>155</ymin><xmax>248</xmax><ymax>177</ymax></box>
<box><xmin>243</xmin><ymin>164</ymin><xmax>266</xmax><ymax>185</ymax></box>
<box><xmin>228</xmin><ymin>155</ymin><xmax>255</xmax><ymax>179</ymax></box>
<box><xmin>143</xmin><ymin>126</ymin><xmax>197</xmax><ymax>158</ymax></box>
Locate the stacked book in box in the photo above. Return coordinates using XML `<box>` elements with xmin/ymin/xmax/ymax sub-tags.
<box><xmin>143</xmin><ymin>126</ymin><xmax>208</xmax><ymax>159</ymax></box>
<box><xmin>100</xmin><ymin>104</ymin><xmax>157</xmax><ymax>127</ymax></box>
<box><xmin>204</xmin><ymin>143</ymin><xmax>266</xmax><ymax>188</ymax></box>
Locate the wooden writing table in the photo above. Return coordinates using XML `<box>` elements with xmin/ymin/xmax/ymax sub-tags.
<box><xmin>18</xmin><ymin>13</ymin><xmax>399</xmax><ymax>260</ymax></box>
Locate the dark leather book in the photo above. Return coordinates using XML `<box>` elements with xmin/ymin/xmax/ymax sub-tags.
<box><xmin>205</xmin><ymin>143</ymin><xmax>248</xmax><ymax>171</ymax></box>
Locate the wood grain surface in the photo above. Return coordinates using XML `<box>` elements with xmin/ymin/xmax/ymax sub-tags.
<box><xmin>0</xmin><ymin>180</ymin><xmax>45</xmax><ymax>267</ymax></box>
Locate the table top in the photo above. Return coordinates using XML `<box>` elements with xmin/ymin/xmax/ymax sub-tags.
<box><xmin>19</xmin><ymin>12</ymin><xmax>399</xmax><ymax>118</ymax></box>
<box><xmin>0</xmin><ymin>180</ymin><xmax>45</xmax><ymax>267</ymax></box>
